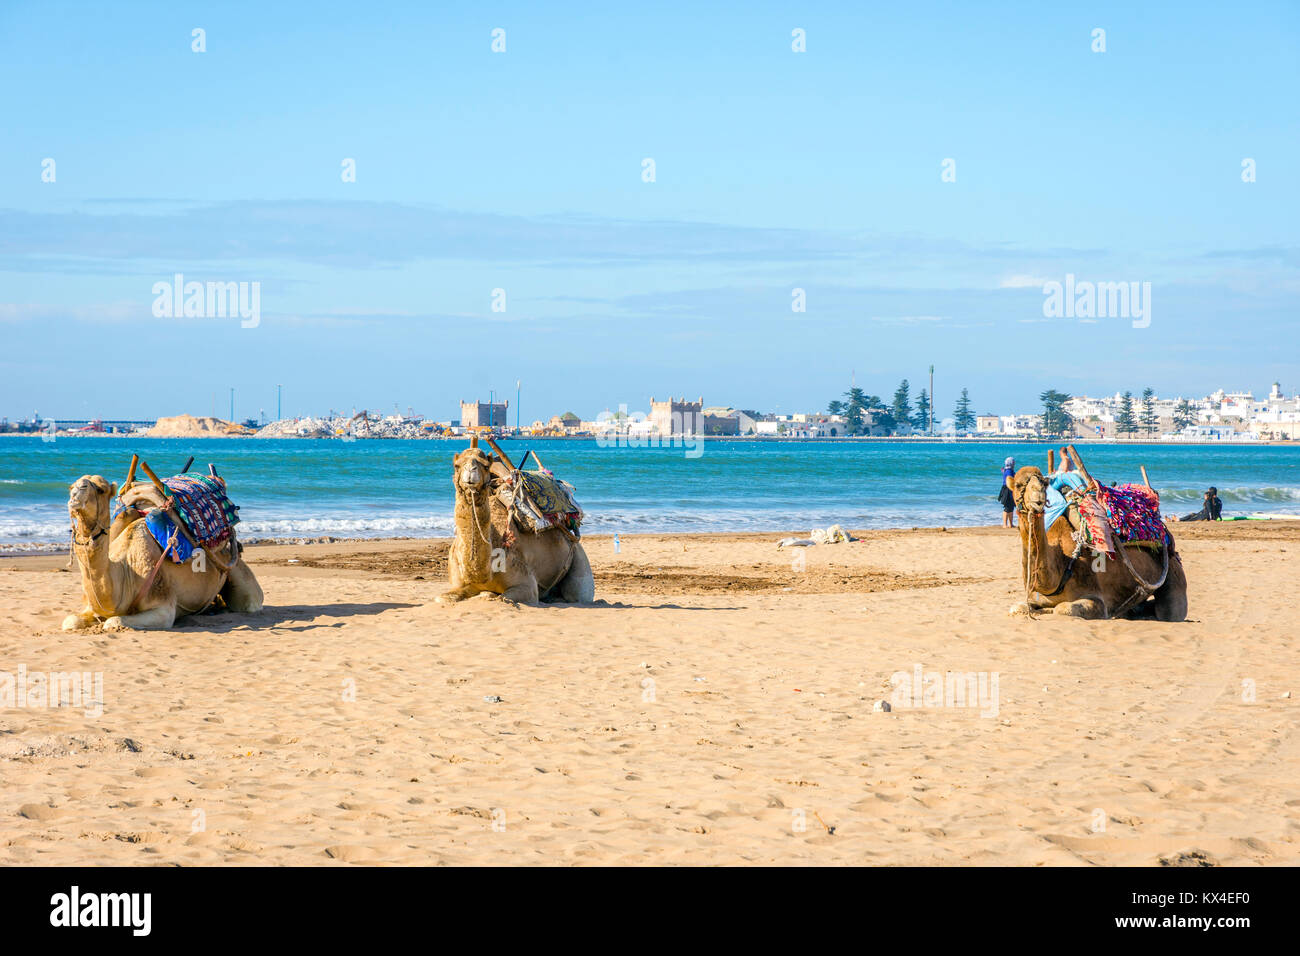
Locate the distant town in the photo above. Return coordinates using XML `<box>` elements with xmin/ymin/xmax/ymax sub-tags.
<box><xmin>3</xmin><ymin>382</ymin><xmax>1298</xmax><ymax>442</ymax></box>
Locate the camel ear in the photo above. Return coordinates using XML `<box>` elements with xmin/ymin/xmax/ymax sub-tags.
<box><xmin>108</xmin><ymin>481</ymin><xmax>117</xmax><ymax>497</ymax></box>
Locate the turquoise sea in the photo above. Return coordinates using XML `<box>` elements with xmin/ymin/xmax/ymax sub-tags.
<box><xmin>2</xmin><ymin>437</ymin><xmax>1298</xmax><ymax>550</ymax></box>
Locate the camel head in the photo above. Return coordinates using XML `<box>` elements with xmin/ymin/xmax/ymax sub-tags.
<box><xmin>452</xmin><ymin>447</ymin><xmax>494</xmax><ymax>497</ymax></box>
<box><xmin>68</xmin><ymin>474</ymin><xmax>116</xmax><ymax>542</ymax></box>
<box><xmin>1012</xmin><ymin>466</ymin><xmax>1048</xmax><ymax>516</ymax></box>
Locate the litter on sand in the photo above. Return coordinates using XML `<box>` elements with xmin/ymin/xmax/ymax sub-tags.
<box><xmin>777</xmin><ymin>524</ymin><xmax>856</xmax><ymax>548</ymax></box>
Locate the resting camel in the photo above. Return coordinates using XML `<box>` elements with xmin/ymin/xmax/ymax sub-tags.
<box><xmin>1009</xmin><ymin>465</ymin><xmax>1187</xmax><ymax>621</ymax></box>
<box><xmin>438</xmin><ymin>446</ymin><xmax>595</xmax><ymax>605</ymax></box>
<box><xmin>64</xmin><ymin>475</ymin><xmax>263</xmax><ymax>631</ymax></box>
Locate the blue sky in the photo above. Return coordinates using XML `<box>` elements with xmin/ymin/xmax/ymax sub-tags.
<box><xmin>1</xmin><ymin>0</ymin><xmax>1296</xmax><ymax>423</ymax></box>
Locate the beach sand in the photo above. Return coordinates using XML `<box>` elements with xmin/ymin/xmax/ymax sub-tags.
<box><xmin>1</xmin><ymin>522</ymin><xmax>1297</xmax><ymax>866</ymax></box>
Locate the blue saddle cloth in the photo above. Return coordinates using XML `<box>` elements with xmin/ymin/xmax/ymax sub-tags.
<box><xmin>1044</xmin><ymin>472</ymin><xmax>1087</xmax><ymax>529</ymax></box>
<box><xmin>113</xmin><ymin>473</ymin><xmax>239</xmax><ymax>564</ymax></box>
<box><xmin>144</xmin><ymin>511</ymin><xmax>199</xmax><ymax>563</ymax></box>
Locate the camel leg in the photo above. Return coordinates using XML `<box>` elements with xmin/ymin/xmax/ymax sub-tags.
<box><xmin>221</xmin><ymin>559</ymin><xmax>264</xmax><ymax>614</ymax></box>
<box><xmin>1153</xmin><ymin>556</ymin><xmax>1188</xmax><ymax>623</ymax></box>
<box><xmin>1008</xmin><ymin>601</ymin><xmax>1038</xmax><ymax>617</ymax></box>
<box><xmin>104</xmin><ymin>602</ymin><xmax>177</xmax><ymax>631</ymax></box>
<box><xmin>556</xmin><ymin>543</ymin><xmax>595</xmax><ymax>603</ymax></box>
<box><xmin>437</xmin><ymin>584</ymin><xmax>483</xmax><ymax>604</ymax></box>
<box><xmin>1052</xmin><ymin>596</ymin><xmax>1107</xmax><ymax>619</ymax></box>
<box><xmin>500</xmin><ymin>575</ymin><xmax>540</xmax><ymax>605</ymax></box>
<box><xmin>62</xmin><ymin>604</ymin><xmax>99</xmax><ymax>631</ymax></box>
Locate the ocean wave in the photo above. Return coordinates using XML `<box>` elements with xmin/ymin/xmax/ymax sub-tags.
<box><xmin>0</xmin><ymin>518</ymin><xmax>68</xmax><ymax>540</ymax></box>
<box><xmin>1155</xmin><ymin>486</ymin><xmax>1300</xmax><ymax>503</ymax></box>
<box><xmin>0</xmin><ymin>507</ymin><xmax>984</xmax><ymax>544</ymax></box>
<box><xmin>5</xmin><ymin>491</ymin><xmax>1299</xmax><ymax>546</ymax></box>
<box><xmin>0</xmin><ymin>541</ymin><xmax>66</xmax><ymax>554</ymax></box>
<box><xmin>238</xmin><ymin>514</ymin><xmax>457</xmax><ymax>538</ymax></box>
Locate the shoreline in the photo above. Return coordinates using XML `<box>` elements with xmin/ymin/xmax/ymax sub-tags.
<box><xmin>6</xmin><ymin>517</ymin><xmax>1298</xmax><ymax>560</ymax></box>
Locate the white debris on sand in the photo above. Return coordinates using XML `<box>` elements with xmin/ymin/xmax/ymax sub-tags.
<box><xmin>777</xmin><ymin>524</ymin><xmax>857</xmax><ymax>548</ymax></box>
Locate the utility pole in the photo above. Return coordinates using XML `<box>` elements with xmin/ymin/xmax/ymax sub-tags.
<box><xmin>516</xmin><ymin>379</ymin><xmax>521</xmax><ymax>434</ymax></box>
<box><xmin>489</xmin><ymin>390</ymin><xmax>495</xmax><ymax>429</ymax></box>
<box><xmin>276</xmin><ymin>384</ymin><xmax>282</xmax><ymax>421</ymax></box>
<box><xmin>928</xmin><ymin>365</ymin><xmax>934</xmax><ymax>435</ymax></box>
<box><xmin>229</xmin><ymin>387</ymin><xmax>234</xmax><ymax>423</ymax></box>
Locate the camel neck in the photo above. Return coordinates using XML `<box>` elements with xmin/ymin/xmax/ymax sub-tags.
<box><xmin>1022</xmin><ymin>509</ymin><xmax>1065</xmax><ymax>597</ymax></box>
<box><xmin>455</xmin><ymin>490</ymin><xmax>494</xmax><ymax>577</ymax></box>
<box><xmin>72</xmin><ymin>523</ymin><xmax>120</xmax><ymax>616</ymax></box>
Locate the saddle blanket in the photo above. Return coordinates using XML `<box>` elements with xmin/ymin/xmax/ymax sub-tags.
<box><xmin>1047</xmin><ymin>475</ymin><xmax>1167</xmax><ymax>558</ymax></box>
<box><xmin>1097</xmin><ymin>483</ymin><xmax>1166</xmax><ymax>546</ymax></box>
<box><xmin>123</xmin><ymin>474</ymin><xmax>240</xmax><ymax>563</ymax></box>
<box><xmin>497</xmin><ymin>469</ymin><xmax>583</xmax><ymax>536</ymax></box>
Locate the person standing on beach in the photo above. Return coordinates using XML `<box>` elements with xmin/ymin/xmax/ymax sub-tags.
<box><xmin>998</xmin><ymin>456</ymin><xmax>1016</xmax><ymax>528</ymax></box>
<box><xmin>1054</xmin><ymin>447</ymin><xmax>1074</xmax><ymax>475</ymax></box>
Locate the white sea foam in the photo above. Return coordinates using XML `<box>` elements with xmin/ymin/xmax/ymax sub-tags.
<box><xmin>0</xmin><ymin>518</ymin><xmax>68</xmax><ymax>540</ymax></box>
<box><xmin>238</xmin><ymin>514</ymin><xmax>457</xmax><ymax>538</ymax></box>
<box><xmin>1157</xmin><ymin>486</ymin><xmax>1300</xmax><ymax>503</ymax></box>
<box><xmin>5</xmin><ymin>487</ymin><xmax>1300</xmax><ymax>548</ymax></box>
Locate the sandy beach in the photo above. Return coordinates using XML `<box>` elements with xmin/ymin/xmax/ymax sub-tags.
<box><xmin>1</xmin><ymin>522</ymin><xmax>1297</xmax><ymax>866</ymax></box>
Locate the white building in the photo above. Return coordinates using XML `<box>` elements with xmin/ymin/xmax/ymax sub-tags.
<box><xmin>999</xmin><ymin>414</ymin><xmax>1042</xmax><ymax>436</ymax></box>
<box><xmin>1164</xmin><ymin>424</ymin><xmax>1256</xmax><ymax>442</ymax></box>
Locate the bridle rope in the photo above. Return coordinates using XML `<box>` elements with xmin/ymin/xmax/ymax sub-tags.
<box><xmin>458</xmin><ymin>457</ymin><xmax>495</xmax><ymax>549</ymax></box>
<box><xmin>467</xmin><ymin>485</ymin><xmax>493</xmax><ymax>547</ymax></box>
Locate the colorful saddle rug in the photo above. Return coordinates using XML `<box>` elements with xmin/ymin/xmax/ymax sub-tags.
<box><xmin>1048</xmin><ymin>476</ymin><xmax>1167</xmax><ymax>558</ymax></box>
<box><xmin>120</xmin><ymin>474</ymin><xmax>240</xmax><ymax>563</ymax></box>
<box><xmin>497</xmin><ymin>469</ymin><xmax>583</xmax><ymax>537</ymax></box>
<box><xmin>1097</xmin><ymin>483</ymin><xmax>1166</xmax><ymax>547</ymax></box>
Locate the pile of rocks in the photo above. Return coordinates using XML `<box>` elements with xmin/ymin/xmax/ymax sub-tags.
<box><xmin>255</xmin><ymin>417</ymin><xmax>334</xmax><ymax>438</ymax></box>
<box><xmin>254</xmin><ymin>416</ymin><xmax>438</xmax><ymax>439</ymax></box>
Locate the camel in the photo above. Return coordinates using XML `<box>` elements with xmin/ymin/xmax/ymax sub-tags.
<box><xmin>63</xmin><ymin>474</ymin><xmax>263</xmax><ymax>631</ymax></box>
<box><xmin>438</xmin><ymin>446</ymin><xmax>595</xmax><ymax>605</ymax></box>
<box><xmin>1009</xmin><ymin>465</ymin><xmax>1187</xmax><ymax>621</ymax></box>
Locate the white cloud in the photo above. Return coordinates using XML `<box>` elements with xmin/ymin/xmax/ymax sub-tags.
<box><xmin>999</xmin><ymin>274</ymin><xmax>1051</xmax><ymax>289</ymax></box>
<box><xmin>868</xmin><ymin>315</ymin><xmax>947</xmax><ymax>324</ymax></box>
